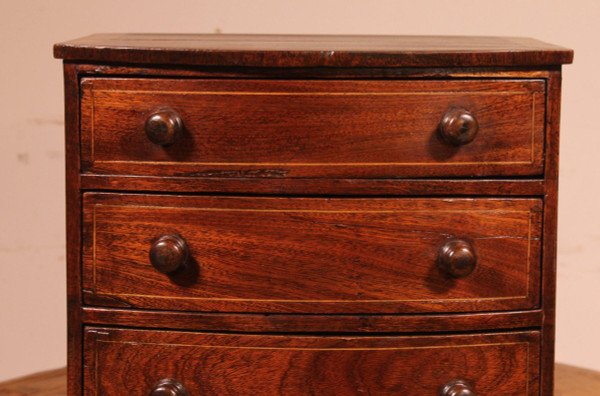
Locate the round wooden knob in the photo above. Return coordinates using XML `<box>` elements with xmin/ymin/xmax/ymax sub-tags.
<box><xmin>440</xmin><ymin>380</ymin><xmax>477</xmax><ymax>396</ymax></box>
<box><xmin>145</xmin><ymin>109</ymin><xmax>183</xmax><ymax>146</ymax></box>
<box><xmin>149</xmin><ymin>379</ymin><xmax>189</xmax><ymax>396</ymax></box>
<box><xmin>440</xmin><ymin>108</ymin><xmax>479</xmax><ymax>145</ymax></box>
<box><xmin>438</xmin><ymin>239</ymin><xmax>477</xmax><ymax>278</ymax></box>
<box><xmin>149</xmin><ymin>235</ymin><xmax>189</xmax><ymax>274</ymax></box>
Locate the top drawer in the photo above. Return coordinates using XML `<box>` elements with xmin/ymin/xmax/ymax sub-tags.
<box><xmin>80</xmin><ymin>78</ymin><xmax>545</xmax><ymax>178</ymax></box>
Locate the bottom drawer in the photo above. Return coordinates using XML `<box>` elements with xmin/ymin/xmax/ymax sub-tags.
<box><xmin>83</xmin><ymin>328</ymin><xmax>540</xmax><ymax>395</ymax></box>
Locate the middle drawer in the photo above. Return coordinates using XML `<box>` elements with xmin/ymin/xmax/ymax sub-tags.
<box><xmin>82</xmin><ymin>194</ymin><xmax>541</xmax><ymax>314</ymax></box>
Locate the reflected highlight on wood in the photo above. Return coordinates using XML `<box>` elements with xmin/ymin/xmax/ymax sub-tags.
<box><xmin>439</xmin><ymin>107</ymin><xmax>479</xmax><ymax>146</ymax></box>
<box><xmin>438</xmin><ymin>239</ymin><xmax>478</xmax><ymax>278</ymax></box>
<box><xmin>149</xmin><ymin>235</ymin><xmax>189</xmax><ymax>274</ymax></box>
<box><xmin>149</xmin><ymin>379</ymin><xmax>189</xmax><ymax>396</ymax></box>
<box><xmin>441</xmin><ymin>380</ymin><xmax>477</xmax><ymax>396</ymax></box>
<box><xmin>145</xmin><ymin>109</ymin><xmax>184</xmax><ymax>146</ymax></box>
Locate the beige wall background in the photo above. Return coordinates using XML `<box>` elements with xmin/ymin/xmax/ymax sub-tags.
<box><xmin>0</xmin><ymin>0</ymin><xmax>597</xmax><ymax>382</ymax></box>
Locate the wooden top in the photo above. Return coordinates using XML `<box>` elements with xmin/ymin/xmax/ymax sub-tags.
<box><xmin>54</xmin><ymin>34</ymin><xmax>573</xmax><ymax>68</ymax></box>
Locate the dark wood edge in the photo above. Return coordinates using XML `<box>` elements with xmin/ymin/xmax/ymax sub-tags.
<box><xmin>64</xmin><ymin>62</ymin><xmax>83</xmax><ymax>396</ymax></box>
<box><xmin>80</xmin><ymin>175</ymin><xmax>545</xmax><ymax>196</ymax></box>
<box><xmin>53</xmin><ymin>44</ymin><xmax>573</xmax><ymax>68</ymax></box>
<box><xmin>71</xmin><ymin>62</ymin><xmax>559</xmax><ymax>79</ymax></box>
<box><xmin>540</xmin><ymin>69</ymin><xmax>562</xmax><ymax>395</ymax></box>
<box><xmin>82</xmin><ymin>330</ymin><xmax>98</xmax><ymax>395</ymax></box>
<box><xmin>81</xmin><ymin>307</ymin><xmax>543</xmax><ymax>333</ymax></box>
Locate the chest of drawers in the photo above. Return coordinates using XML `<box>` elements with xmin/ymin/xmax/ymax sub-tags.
<box><xmin>55</xmin><ymin>34</ymin><xmax>572</xmax><ymax>395</ymax></box>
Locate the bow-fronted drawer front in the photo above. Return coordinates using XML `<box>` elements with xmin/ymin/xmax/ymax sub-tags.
<box><xmin>80</xmin><ymin>78</ymin><xmax>546</xmax><ymax>179</ymax></box>
<box><xmin>82</xmin><ymin>193</ymin><xmax>542</xmax><ymax>314</ymax></box>
<box><xmin>84</xmin><ymin>327</ymin><xmax>540</xmax><ymax>395</ymax></box>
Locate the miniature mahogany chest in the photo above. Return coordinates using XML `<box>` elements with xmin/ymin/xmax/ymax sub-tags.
<box><xmin>54</xmin><ymin>34</ymin><xmax>573</xmax><ymax>395</ymax></box>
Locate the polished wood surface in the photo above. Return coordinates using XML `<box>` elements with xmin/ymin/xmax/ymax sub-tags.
<box><xmin>0</xmin><ymin>368</ymin><xmax>67</xmax><ymax>396</ymax></box>
<box><xmin>53</xmin><ymin>34</ymin><xmax>574</xmax><ymax>67</ymax></box>
<box><xmin>55</xmin><ymin>35</ymin><xmax>572</xmax><ymax>394</ymax></box>
<box><xmin>83</xmin><ymin>328</ymin><xmax>539</xmax><ymax>395</ymax></box>
<box><xmin>82</xmin><ymin>194</ymin><xmax>541</xmax><ymax>313</ymax></box>
<box><xmin>3</xmin><ymin>364</ymin><xmax>594</xmax><ymax>395</ymax></box>
<box><xmin>80</xmin><ymin>78</ymin><xmax>546</xmax><ymax>178</ymax></box>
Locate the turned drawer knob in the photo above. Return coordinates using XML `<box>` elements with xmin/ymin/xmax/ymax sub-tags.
<box><xmin>149</xmin><ymin>235</ymin><xmax>189</xmax><ymax>274</ymax></box>
<box><xmin>440</xmin><ymin>380</ymin><xmax>477</xmax><ymax>396</ymax></box>
<box><xmin>438</xmin><ymin>239</ymin><xmax>477</xmax><ymax>278</ymax></box>
<box><xmin>440</xmin><ymin>108</ymin><xmax>479</xmax><ymax>145</ymax></box>
<box><xmin>150</xmin><ymin>379</ymin><xmax>189</xmax><ymax>396</ymax></box>
<box><xmin>145</xmin><ymin>109</ymin><xmax>183</xmax><ymax>146</ymax></box>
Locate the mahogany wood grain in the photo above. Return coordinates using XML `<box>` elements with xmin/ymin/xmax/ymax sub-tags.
<box><xmin>81</xmin><ymin>307</ymin><xmax>544</xmax><ymax>333</ymax></box>
<box><xmin>54</xmin><ymin>34</ymin><xmax>573</xmax><ymax>68</ymax></box>
<box><xmin>83</xmin><ymin>327</ymin><xmax>540</xmax><ymax>395</ymax></box>
<box><xmin>80</xmin><ymin>78</ymin><xmax>546</xmax><ymax>179</ymax></box>
<box><xmin>82</xmin><ymin>194</ymin><xmax>542</xmax><ymax>314</ymax></box>
<box><xmin>5</xmin><ymin>364</ymin><xmax>597</xmax><ymax>395</ymax></box>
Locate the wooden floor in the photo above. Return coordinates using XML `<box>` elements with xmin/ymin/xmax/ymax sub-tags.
<box><xmin>0</xmin><ymin>364</ymin><xmax>598</xmax><ymax>395</ymax></box>
<box><xmin>0</xmin><ymin>368</ymin><xmax>66</xmax><ymax>396</ymax></box>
